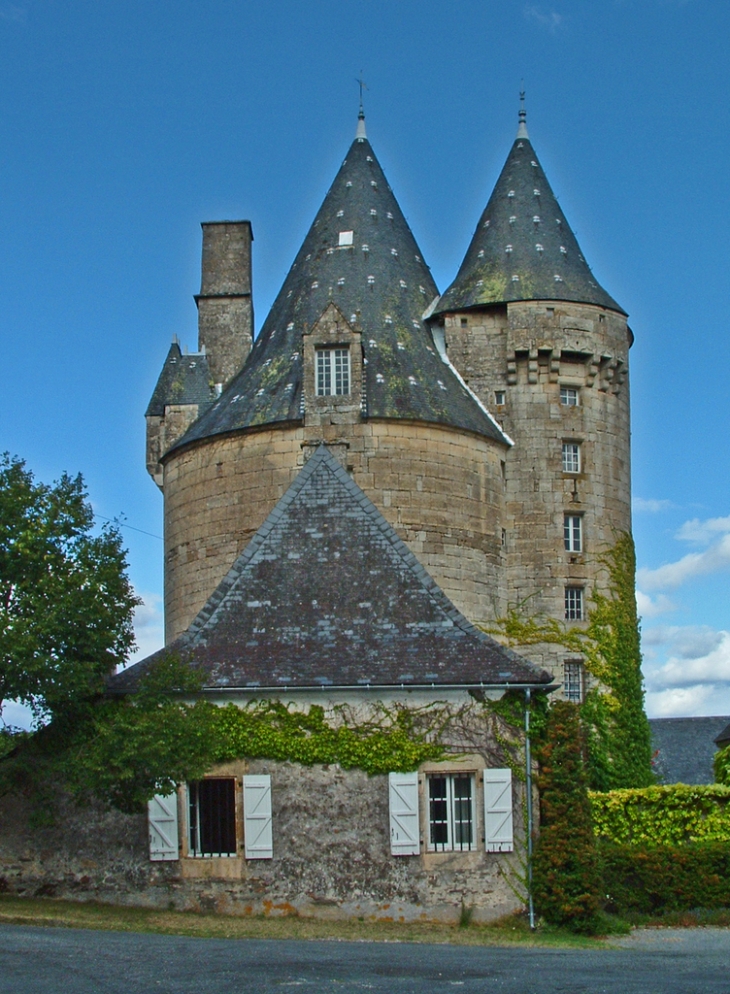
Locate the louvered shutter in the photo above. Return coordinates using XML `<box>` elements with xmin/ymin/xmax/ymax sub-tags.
<box><xmin>148</xmin><ymin>792</ymin><xmax>179</xmax><ymax>861</ymax></box>
<box><xmin>243</xmin><ymin>775</ymin><xmax>273</xmax><ymax>859</ymax></box>
<box><xmin>484</xmin><ymin>768</ymin><xmax>514</xmax><ymax>852</ymax></box>
<box><xmin>388</xmin><ymin>772</ymin><xmax>420</xmax><ymax>855</ymax></box>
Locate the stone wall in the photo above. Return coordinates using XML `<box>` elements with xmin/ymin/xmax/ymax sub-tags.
<box><xmin>0</xmin><ymin>754</ymin><xmax>527</xmax><ymax>923</ymax></box>
<box><xmin>442</xmin><ymin>299</ymin><xmax>632</xmax><ymax>685</ymax></box>
<box><xmin>163</xmin><ymin>420</ymin><xmax>507</xmax><ymax>641</ymax></box>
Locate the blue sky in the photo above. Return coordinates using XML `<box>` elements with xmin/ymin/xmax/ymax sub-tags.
<box><xmin>1</xmin><ymin>0</ymin><xmax>728</xmax><ymax>723</ymax></box>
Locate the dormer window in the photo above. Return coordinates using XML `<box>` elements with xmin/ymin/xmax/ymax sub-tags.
<box><xmin>316</xmin><ymin>348</ymin><xmax>350</xmax><ymax>396</ymax></box>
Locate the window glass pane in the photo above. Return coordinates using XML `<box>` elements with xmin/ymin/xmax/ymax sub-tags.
<box><xmin>564</xmin><ymin>661</ymin><xmax>583</xmax><ymax>702</ymax></box>
<box><xmin>317</xmin><ymin>350</ymin><xmax>331</xmax><ymax>396</ymax></box>
<box><xmin>562</xmin><ymin>443</ymin><xmax>580</xmax><ymax>473</ymax></box>
<box><xmin>564</xmin><ymin>515</ymin><xmax>582</xmax><ymax>552</ymax></box>
<box><xmin>452</xmin><ymin>774</ymin><xmax>473</xmax><ymax>849</ymax></box>
<box><xmin>189</xmin><ymin>779</ymin><xmax>236</xmax><ymax>856</ymax></box>
<box><xmin>560</xmin><ymin>386</ymin><xmax>579</xmax><ymax>406</ymax></box>
<box><xmin>334</xmin><ymin>348</ymin><xmax>350</xmax><ymax>395</ymax></box>
<box><xmin>429</xmin><ymin>776</ymin><xmax>449</xmax><ymax>849</ymax></box>
<box><xmin>565</xmin><ymin>587</ymin><xmax>583</xmax><ymax>621</ymax></box>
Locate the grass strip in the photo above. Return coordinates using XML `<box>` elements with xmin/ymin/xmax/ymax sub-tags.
<box><xmin>0</xmin><ymin>895</ymin><xmax>606</xmax><ymax>948</ymax></box>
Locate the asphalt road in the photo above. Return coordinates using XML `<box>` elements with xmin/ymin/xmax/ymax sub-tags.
<box><xmin>1</xmin><ymin>924</ymin><xmax>729</xmax><ymax>993</ymax></box>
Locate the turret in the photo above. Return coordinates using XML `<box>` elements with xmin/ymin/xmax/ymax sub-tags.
<box><xmin>429</xmin><ymin>99</ymin><xmax>633</xmax><ymax>694</ymax></box>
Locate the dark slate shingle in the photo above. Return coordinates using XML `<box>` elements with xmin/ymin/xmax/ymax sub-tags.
<box><xmin>171</xmin><ymin>122</ymin><xmax>508</xmax><ymax>450</ymax></box>
<box><xmin>433</xmin><ymin>120</ymin><xmax>625</xmax><ymax>317</ymax></box>
<box><xmin>145</xmin><ymin>342</ymin><xmax>216</xmax><ymax>417</ymax></box>
<box><xmin>650</xmin><ymin>716</ymin><xmax>730</xmax><ymax>785</ymax></box>
<box><xmin>110</xmin><ymin>445</ymin><xmax>551</xmax><ymax>693</ymax></box>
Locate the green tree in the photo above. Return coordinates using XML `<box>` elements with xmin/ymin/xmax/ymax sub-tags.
<box><xmin>0</xmin><ymin>453</ymin><xmax>139</xmax><ymax>723</ymax></box>
<box><xmin>532</xmin><ymin>701</ymin><xmax>602</xmax><ymax>933</ymax></box>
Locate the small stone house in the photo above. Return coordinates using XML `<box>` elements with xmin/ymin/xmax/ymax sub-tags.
<box><xmin>108</xmin><ymin>444</ymin><xmax>552</xmax><ymax>921</ymax></box>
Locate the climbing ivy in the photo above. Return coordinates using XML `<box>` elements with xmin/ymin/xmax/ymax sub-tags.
<box><xmin>207</xmin><ymin>700</ymin><xmax>447</xmax><ymax>776</ymax></box>
<box><xmin>481</xmin><ymin>533</ymin><xmax>653</xmax><ymax>791</ymax></box>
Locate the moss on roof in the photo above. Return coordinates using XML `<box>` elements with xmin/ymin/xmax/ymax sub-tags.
<box><xmin>434</xmin><ymin>131</ymin><xmax>625</xmax><ymax>316</ymax></box>
<box><xmin>173</xmin><ymin>127</ymin><xmax>508</xmax><ymax>451</ymax></box>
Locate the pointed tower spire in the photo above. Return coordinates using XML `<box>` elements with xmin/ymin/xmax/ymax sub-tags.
<box><xmin>173</xmin><ymin>116</ymin><xmax>507</xmax><ymax>451</ymax></box>
<box><xmin>432</xmin><ymin>112</ymin><xmax>625</xmax><ymax>316</ymax></box>
<box><xmin>356</xmin><ymin>72</ymin><xmax>367</xmax><ymax>140</ymax></box>
<box><xmin>516</xmin><ymin>87</ymin><xmax>529</xmax><ymax>139</ymax></box>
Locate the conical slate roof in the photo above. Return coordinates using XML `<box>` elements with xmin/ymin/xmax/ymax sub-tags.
<box><xmin>110</xmin><ymin>445</ymin><xmax>551</xmax><ymax>692</ymax></box>
<box><xmin>145</xmin><ymin>342</ymin><xmax>216</xmax><ymax>418</ymax></box>
<box><xmin>434</xmin><ymin>114</ymin><xmax>625</xmax><ymax>316</ymax></box>
<box><xmin>173</xmin><ymin>118</ymin><xmax>508</xmax><ymax>450</ymax></box>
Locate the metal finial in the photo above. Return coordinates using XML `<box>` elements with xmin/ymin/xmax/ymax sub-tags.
<box><xmin>517</xmin><ymin>84</ymin><xmax>529</xmax><ymax>139</ymax></box>
<box><xmin>355</xmin><ymin>71</ymin><xmax>368</xmax><ymax>139</ymax></box>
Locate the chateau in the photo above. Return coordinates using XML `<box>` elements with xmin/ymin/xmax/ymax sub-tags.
<box><xmin>146</xmin><ymin>101</ymin><xmax>632</xmax><ymax>693</ymax></box>
<box><xmin>0</xmin><ymin>103</ymin><xmax>633</xmax><ymax>921</ymax></box>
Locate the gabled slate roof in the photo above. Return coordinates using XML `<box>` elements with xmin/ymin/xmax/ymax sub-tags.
<box><xmin>110</xmin><ymin>445</ymin><xmax>551</xmax><ymax>692</ymax></box>
<box><xmin>171</xmin><ymin>117</ymin><xmax>508</xmax><ymax>451</ymax></box>
<box><xmin>146</xmin><ymin>342</ymin><xmax>216</xmax><ymax>418</ymax></box>
<box><xmin>649</xmin><ymin>716</ymin><xmax>730</xmax><ymax>785</ymax></box>
<box><xmin>433</xmin><ymin>115</ymin><xmax>625</xmax><ymax>317</ymax></box>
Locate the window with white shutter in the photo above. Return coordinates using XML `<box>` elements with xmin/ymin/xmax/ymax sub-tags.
<box><xmin>148</xmin><ymin>792</ymin><xmax>179</xmax><ymax>861</ymax></box>
<box><xmin>243</xmin><ymin>774</ymin><xmax>273</xmax><ymax>860</ymax></box>
<box><xmin>483</xmin><ymin>768</ymin><xmax>514</xmax><ymax>853</ymax></box>
<box><xmin>388</xmin><ymin>771</ymin><xmax>420</xmax><ymax>855</ymax></box>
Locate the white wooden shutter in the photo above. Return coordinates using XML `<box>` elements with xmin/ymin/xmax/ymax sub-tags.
<box><xmin>484</xmin><ymin>768</ymin><xmax>514</xmax><ymax>852</ymax></box>
<box><xmin>388</xmin><ymin>772</ymin><xmax>420</xmax><ymax>856</ymax></box>
<box><xmin>148</xmin><ymin>792</ymin><xmax>179</xmax><ymax>861</ymax></box>
<box><xmin>243</xmin><ymin>774</ymin><xmax>273</xmax><ymax>859</ymax></box>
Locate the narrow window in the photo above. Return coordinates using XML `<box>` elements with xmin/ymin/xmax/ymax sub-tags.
<box><xmin>460</xmin><ymin>317</ymin><xmax>468</xmax><ymax>328</ymax></box>
<box><xmin>562</xmin><ymin>442</ymin><xmax>581</xmax><ymax>474</ymax></box>
<box><xmin>565</xmin><ymin>587</ymin><xmax>584</xmax><ymax>621</ymax></box>
<box><xmin>564</xmin><ymin>514</ymin><xmax>582</xmax><ymax>552</ymax></box>
<box><xmin>188</xmin><ymin>779</ymin><xmax>237</xmax><ymax>857</ymax></box>
<box><xmin>494</xmin><ymin>390</ymin><xmax>506</xmax><ymax>406</ymax></box>
<box><xmin>316</xmin><ymin>348</ymin><xmax>350</xmax><ymax>396</ymax></box>
<box><xmin>560</xmin><ymin>386</ymin><xmax>579</xmax><ymax>406</ymax></box>
<box><xmin>427</xmin><ymin>773</ymin><xmax>475</xmax><ymax>852</ymax></box>
<box><xmin>564</xmin><ymin>660</ymin><xmax>584</xmax><ymax>703</ymax></box>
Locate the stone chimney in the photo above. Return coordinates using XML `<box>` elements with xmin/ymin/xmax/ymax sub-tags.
<box><xmin>195</xmin><ymin>221</ymin><xmax>254</xmax><ymax>389</ymax></box>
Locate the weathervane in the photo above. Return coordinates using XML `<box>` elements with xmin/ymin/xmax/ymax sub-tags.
<box><xmin>356</xmin><ymin>71</ymin><xmax>368</xmax><ymax>117</ymax></box>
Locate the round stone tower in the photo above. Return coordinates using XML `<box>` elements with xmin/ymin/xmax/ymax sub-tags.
<box><xmin>428</xmin><ymin>102</ymin><xmax>633</xmax><ymax>686</ymax></box>
<box><xmin>150</xmin><ymin>112</ymin><xmax>511</xmax><ymax>643</ymax></box>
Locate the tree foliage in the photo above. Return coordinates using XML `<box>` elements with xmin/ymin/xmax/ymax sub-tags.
<box><xmin>482</xmin><ymin>533</ymin><xmax>653</xmax><ymax>790</ymax></box>
<box><xmin>0</xmin><ymin>453</ymin><xmax>139</xmax><ymax>722</ymax></box>
<box><xmin>532</xmin><ymin>701</ymin><xmax>602</xmax><ymax>932</ymax></box>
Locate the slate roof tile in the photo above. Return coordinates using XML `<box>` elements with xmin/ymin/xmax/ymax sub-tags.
<box><xmin>145</xmin><ymin>342</ymin><xmax>216</xmax><ymax>417</ymax></box>
<box><xmin>171</xmin><ymin>120</ymin><xmax>508</xmax><ymax>450</ymax></box>
<box><xmin>434</xmin><ymin>116</ymin><xmax>625</xmax><ymax>317</ymax></box>
<box><xmin>110</xmin><ymin>445</ymin><xmax>551</xmax><ymax>693</ymax></box>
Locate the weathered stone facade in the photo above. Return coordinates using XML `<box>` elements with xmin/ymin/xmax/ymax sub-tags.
<box><xmin>0</xmin><ymin>698</ymin><xmax>530</xmax><ymax>923</ymax></box>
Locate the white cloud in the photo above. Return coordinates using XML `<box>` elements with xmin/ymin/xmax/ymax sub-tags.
<box><xmin>642</xmin><ymin>625</ymin><xmax>725</xmax><ymax>660</ymax></box>
<box><xmin>646</xmin><ymin>632</ymin><xmax>730</xmax><ymax>690</ymax></box>
<box><xmin>524</xmin><ymin>5</ymin><xmax>563</xmax><ymax>32</ymax></box>
<box><xmin>635</xmin><ymin>590</ymin><xmax>676</xmax><ymax>618</ymax></box>
<box><xmin>675</xmin><ymin>515</ymin><xmax>730</xmax><ymax>545</ymax></box>
<box><xmin>633</xmin><ymin>497</ymin><xmax>673</xmax><ymax>513</ymax></box>
<box><xmin>127</xmin><ymin>591</ymin><xmax>164</xmax><ymax>666</ymax></box>
<box><xmin>637</xmin><ymin>533</ymin><xmax>730</xmax><ymax>592</ymax></box>
<box><xmin>646</xmin><ymin>684</ymin><xmax>720</xmax><ymax>718</ymax></box>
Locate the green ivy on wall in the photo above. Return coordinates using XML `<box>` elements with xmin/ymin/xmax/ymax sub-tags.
<box><xmin>481</xmin><ymin>533</ymin><xmax>653</xmax><ymax>791</ymax></box>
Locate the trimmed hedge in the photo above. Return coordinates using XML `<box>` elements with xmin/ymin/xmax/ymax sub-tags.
<box><xmin>600</xmin><ymin>841</ymin><xmax>730</xmax><ymax>914</ymax></box>
<box><xmin>590</xmin><ymin>784</ymin><xmax>730</xmax><ymax>846</ymax></box>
